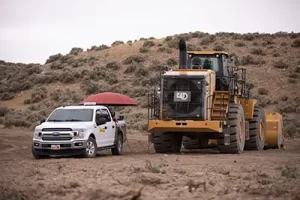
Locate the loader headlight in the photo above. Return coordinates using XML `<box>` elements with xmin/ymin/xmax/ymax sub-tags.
<box><xmin>73</xmin><ymin>128</ymin><xmax>86</xmax><ymax>139</ymax></box>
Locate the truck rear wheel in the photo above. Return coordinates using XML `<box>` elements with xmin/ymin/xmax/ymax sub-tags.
<box><xmin>182</xmin><ymin>136</ymin><xmax>208</xmax><ymax>149</ymax></box>
<box><xmin>245</xmin><ymin>105</ymin><xmax>266</xmax><ymax>151</ymax></box>
<box><xmin>153</xmin><ymin>132</ymin><xmax>182</xmax><ymax>153</ymax></box>
<box><xmin>218</xmin><ymin>104</ymin><xmax>246</xmax><ymax>154</ymax></box>
<box><xmin>112</xmin><ymin>133</ymin><xmax>123</xmax><ymax>155</ymax></box>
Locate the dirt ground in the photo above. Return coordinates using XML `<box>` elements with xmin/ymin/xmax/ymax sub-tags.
<box><xmin>0</xmin><ymin>128</ymin><xmax>300</xmax><ymax>200</ymax></box>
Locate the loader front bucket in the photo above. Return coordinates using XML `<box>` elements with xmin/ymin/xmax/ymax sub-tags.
<box><xmin>264</xmin><ymin>112</ymin><xmax>285</xmax><ymax>149</ymax></box>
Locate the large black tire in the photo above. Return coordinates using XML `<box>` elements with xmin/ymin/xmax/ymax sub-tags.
<box><xmin>83</xmin><ymin>136</ymin><xmax>97</xmax><ymax>158</ymax></box>
<box><xmin>153</xmin><ymin>132</ymin><xmax>182</xmax><ymax>153</ymax></box>
<box><xmin>182</xmin><ymin>136</ymin><xmax>208</xmax><ymax>149</ymax></box>
<box><xmin>218</xmin><ymin>104</ymin><xmax>246</xmax><ymax>154</ymax></box>
<box><xmin>112</xmin><ymin>133</ymin><xmax>123</xmax><ymax>155</ymax></box>
<box><xmin>244</xmin><ymin>105</ymin><xmax>266</xmax><ymax>151</ymax></box>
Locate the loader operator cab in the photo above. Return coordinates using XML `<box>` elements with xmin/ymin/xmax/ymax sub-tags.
<box><xmin>187</xmin><ymin>52</ymin><xmax>230</xmax><ymax>91</ymax></box>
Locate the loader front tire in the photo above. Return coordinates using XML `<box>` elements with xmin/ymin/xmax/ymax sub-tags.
<box><xmin>153</xmin><ymin>132</ymin><xmax>182</xmax><ymax>153</ymax></box>
<box><xmin>244</xmin><ymin>105</ymin><xmax>266</xmax><ymax>151</ymax></box>
<box><xmin>218</xmin><ymin>104</ymin><xmax>246</xmax><ymax>154</ymax></box>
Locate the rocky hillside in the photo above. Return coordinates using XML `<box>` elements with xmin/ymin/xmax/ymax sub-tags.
<box><xmin>0</xmin><ymin>31</ymin><xmax>300</xmax><ymax>137</ymax></box>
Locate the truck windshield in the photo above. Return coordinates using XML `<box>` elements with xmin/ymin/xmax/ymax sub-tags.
<box><xmin>47</xmin><ymin>109</ymin><xmax>94</xmax><ymax>122</ymax></box>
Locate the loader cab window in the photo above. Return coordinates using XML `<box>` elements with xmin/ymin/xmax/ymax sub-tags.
<box><xmin>188</xmin><ymin>55</ymin><xmax>220</xmax><ymax>72</ymax></box>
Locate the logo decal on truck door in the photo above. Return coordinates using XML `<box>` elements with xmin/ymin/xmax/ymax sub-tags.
<box><xmin>99</xmin><ymin>128</ymin><xmax>105</xmax><ymax>133</ymax></box>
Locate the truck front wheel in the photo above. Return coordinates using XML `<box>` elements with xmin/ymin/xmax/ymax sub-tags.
<box><xmin>32</xmin><ymin>146</ymin><xmax>49</xmax><ymax>159</ymax></box>
<box><xmin>83</xmin><ymin>136</ymin><xmax>97</xmax><ymax>158</ymax></box>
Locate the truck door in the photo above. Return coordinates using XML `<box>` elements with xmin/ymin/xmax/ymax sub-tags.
<box><xmin>95</xmin><ymin>108</ymin><xmax>115</xmax><ymax>147</ymax></box>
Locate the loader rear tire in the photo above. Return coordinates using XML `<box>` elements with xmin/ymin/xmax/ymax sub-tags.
<box><xmin>244</xmin><ymin>105</ymin><xmax>266</xmax><ymax>151</ymax></box>
<box><xmin>218</xmin><ymin>104</ymin><xmax>246</xmax><ymax>154</ymax></box>
<box><xmin>153</xmin><ymin>132</ymin><xmax>182</xmax><ymax>153</ymax></box>
<box><xmin>182</xmin><ymin>137</ymin><xmax>208</xmax><ymax>149</ymax></box>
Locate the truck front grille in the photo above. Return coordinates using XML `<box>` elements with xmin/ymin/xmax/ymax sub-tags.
<box><xmin>41</xmin><ymin>132</ymin><xmax>73</xmax><ymax>141</ymax></box>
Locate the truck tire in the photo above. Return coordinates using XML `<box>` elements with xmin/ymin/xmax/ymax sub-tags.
<box><xmin>112</xmin><ymin>133</ymin><xmax>123</xmax><ymax>155</ymax></box>
<box><xmin>245</xmin><ymin>105</ymin><xmax>266</xmax><ymax>151</ymax></box>
<box><xmin>153</xmin><ymin>132</ymin><xmax>182</xmax><ymax>153</ymax></box>
<box><xmin>32</xmin><ymin>146</ymin><xmax>48</xmax><ymax>159</ymax></box>
<box><xmin>83</xmin><ymin>136</ymin><xmax>97</xmax><ymax>158</ymax></box>
<box><xmin>218</xmin><ymin>104</ymin><xmax>246</xmax><ymax>154</ymax></box>
<box><xmin>182</xmin><ymin>136</ymin><xmax>208</xmax><ymax>149</ymax></box>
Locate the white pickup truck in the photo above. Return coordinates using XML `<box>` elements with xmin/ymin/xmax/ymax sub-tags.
<box><xmin>32</xmin><ymin>103</ymin><xmax>127</xmax><ymax>159</ymax></box>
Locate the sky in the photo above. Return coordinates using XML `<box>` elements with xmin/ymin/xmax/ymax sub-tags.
<box><xmin>0</xmin><ymin>0</ymin><xmax>299</xmax><ymax>64</ymax></box>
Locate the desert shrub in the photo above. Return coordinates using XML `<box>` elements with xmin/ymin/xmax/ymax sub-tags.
<box><xmin>242</xmin><ymin>33</ymin><xmax>255</xmax><ymax>41</ymax></box>
<box><xmin>252</xmin><ymin>42</ymin><xmax>259</xmax><ymax>46</ymax></box>
<box><xmin>124</xmin><ymin>63</ymin><xmax>137</xmax><ymax>73</ymax></box>
<box><xmin>59</xmin><ymin>71</ymin><xmax>76</xmax><ymax>83</ymax></box>
<box><xmin>123</xmin><ymin>54</ymin><xmax>145</xmax><ymax>64</ymax></box>
<box><xmin>149</xmin><ymin>60</ymin><xmax>165</xmax><ymax>71</ymax></box>
<box><xmin>26</xmin><ymin>65</ymin><xmax>42</xmax><ymax>74</ymax></box>
<box><xmin>240</xmin><ymin>55</ymin><xmax>266</xmax><ymax>65</ymax></box>
<box><xmin>139</xmin><ymin>47</ymin><xmax>149</xmax><ymax>53</ymax></box>
<box><xmin>288</xmin><ymin>78</ymin><xmax>296</xmax><ymax>83</ymax></box>
<box><xmin>135</xmin><ymin>68</ymin><xmax>149</xmax><ymax>77</ymax></box>
<box><xmin>164</xmin><ymin>36</ymin><xmax>173</xmax><ymax>42</ymax></box>
<box><xmin>213</xmin><ymin>45</ymin><xmax>225</xmax><ymax>51</ymax></box>
<box><xmin>291</xmin><ymin>39</ymin><xmax>300</xmax><ymax>48</ymax></box>
<box><xmin>273</xmin><ymin>60</ymin><xmax>289</xmax><ymax>69</ymax></box>
<box><xmin>106</xmin><ymin>61</ymin><xmax>120</xmax><ymax>70</ymax></box>
<box><xmin>4</xmin><ymin>110</ymin><xmax>31</xmax><ymax>128</ymax></box>
<box><xmin>111</xmin><ymin>40</ymin><xmax>124</xmax><ymax>46</ymax></box>
<box><xmin>258</xmin><ymin>88</ymin><xmax>269</xmax><ymax>95</ymax></box>
<box><xmin>295</xmin><ymin>67</ymin><xmax>300</xmax><ymax>73</ymax></box>
<box><xmin>80</xmin><ymin>81</ymin><xmax>111</xmax><ymax>95</ymax></box>
<box><xmin>127</xmin><ymin>40</ymin><xmax>132</xmax><ymax>45</ymax></box>
<box><xmin>45</xmin><ymin>53</ymin><xmax>63</xmax><ymax>64</ymax></box>
<box><xmin>157</xmin><ymin>46</ymin><xmax>172</xmax><ymax>53</ymax></box>
<box><xmin>0</xmin><ymin>92</ymin><xmax>15</xmax><ymax>100</ymax></box>
<box><xmin>250</xmin><ymin>48</ymin><xmax>266</xmax><ymax>56</ymax></box>
<box><xmin>30</xmin><ymin>86</ymin><xmax>47</xmax><ymax>103</ymax></box>
<box><xmin>69</xmin><ymin>47</ymin><xmax>83</xmax><ymax>55</ymax></box>
<box><xmin>280</xmin><ymin>42</ymin><xmax>287</xmax><ymax>47</ymax></box>
<box><xmin>200</xmin><ymin>35</ymin><xmax>216</xmax><ymax>45</ymax></box>
<box><xmin>166</xmin><ymin>58</ymin><xmax>178</xmax><ymax>66</ymax></box>
<box><xmin>143</xmin><ymin>40</ymin><xmax>155</xmax><ymax>48</ymax></box>
<box><xmin>0</xmin><ymin>106</ymin><xmax>9</xmax><ymax>117</ymax></box>
<box><xmin>273</xmin><ymin>52</ymin><xmax>280</xmax><ymax>57</ymax></box>
<box><xmin>234</xmin><ymin>41</ymin><xmax>246</xmax><ymax>47</ymax></box>
<box><xmin>191</xmin><ymin>31</ymin><xmax>206</xmax><ymax>38</ymax></box>
<box><xmin>89</xmin><ymin>44</ymin><xmax>109</xmax><ymax>51</ymax></box>
<box><xmin>50</xmin><ymin>62</ymin><xmax>64</xmax><ymax>70</ymax></box>
<box><xmin>128</xmin><ymin>86</ymin><xmax>148</xmax><ymax>98</ymax></box>
<box><xmin>289</xmin><ymin>73</ymin><xmax>299</xmax><ymax>79</ymax></box>
<box><xmin>280</xmin><ymin>95</ymin><xmax>288</xmax><ymax>101</ymax></box>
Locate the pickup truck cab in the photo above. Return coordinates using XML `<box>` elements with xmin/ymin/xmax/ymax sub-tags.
<box><xmin>32</xmin><ymin>103</ymin><xmax>127</xmax><ymax>159</ymax></box>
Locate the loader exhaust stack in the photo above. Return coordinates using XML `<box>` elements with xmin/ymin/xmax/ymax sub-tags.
<box><xmin>178</xmin><ymin>39</ymin><xmax>187</xmax><ymax>69</ymax></box>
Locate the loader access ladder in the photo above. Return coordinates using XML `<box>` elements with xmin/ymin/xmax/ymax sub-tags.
<box><xmin>211</xmin><ymin>91</ymin><xmax>229</xmax><ymax>121</ymax></box>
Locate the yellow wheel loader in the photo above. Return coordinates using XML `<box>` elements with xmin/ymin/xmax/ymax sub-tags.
<box><xmin>147</xmin><ymin>39</ymin><xmax>284</xmax><ymax>154</ymax></box>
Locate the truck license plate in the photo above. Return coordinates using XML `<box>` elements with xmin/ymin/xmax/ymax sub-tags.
<box><xmin>51</xmin><ymin>145</ymin><xmax>60</xmax><ymax>150</ymax></box>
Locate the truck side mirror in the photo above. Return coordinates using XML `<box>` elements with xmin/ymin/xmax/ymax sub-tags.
<box><xmin>40</xmin><ymin>119</ymin><xmax>46</xmax><ymax>124</ymax></box>
<box><xmin>96</xmin><ymin>117</ymin><xmax>106</xmax><ymax>126</ymax></box>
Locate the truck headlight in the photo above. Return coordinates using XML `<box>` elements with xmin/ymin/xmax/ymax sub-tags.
<box><xmin>73</xmin><ymin>129</ymin><xmax>86</xmax><ymax>139</ymax></box>
<box><xmin>34</xmin><ymin>129</ymin><xmax>42</xmax><ymax>139</ymax></box>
